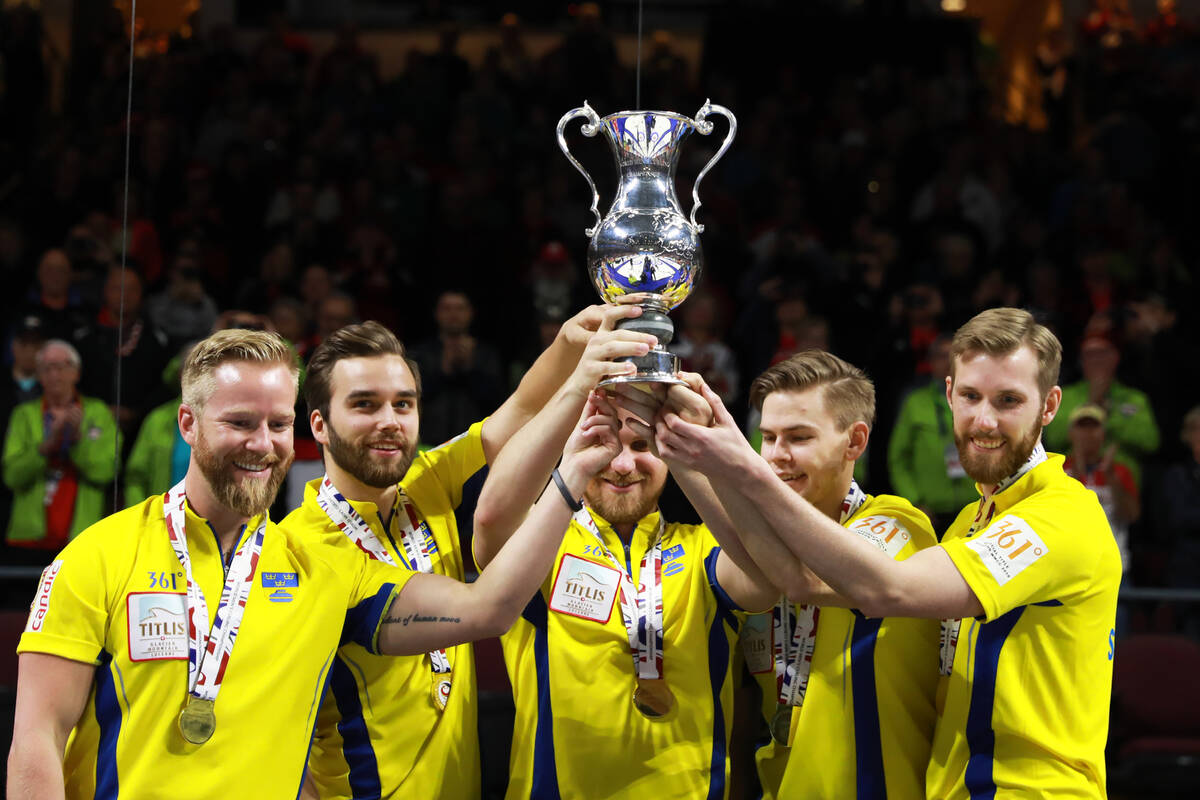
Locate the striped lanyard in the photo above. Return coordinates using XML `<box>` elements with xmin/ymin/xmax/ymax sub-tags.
<box><xmin>315</xmin><ymin>476</ymin><xmax>450</xmax><ymax>675</ymax></box>
<box><xmin>776</xmin><ymin>480</ymin><xmax>867</xmax><ymax>708</ymax></box>
<box><xmin>938</xmin><ymin>441</ymin><xmax>1048</xmax><ymax>675</ymax></box>
<box><xmin>163</xmin><ymin>481</ymin><xmax>266</xmax><ymax>702</ymax></box>
<box><xmin>573</xmin><ymin>508</ymin><xmax>666</xmax><ymax>680</ymax></box>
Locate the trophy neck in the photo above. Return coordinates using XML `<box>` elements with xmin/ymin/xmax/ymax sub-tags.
<box><xmin>601</xmin><ymin>112</ymin><xmax>693</xmax><ymax>170</ymax></box>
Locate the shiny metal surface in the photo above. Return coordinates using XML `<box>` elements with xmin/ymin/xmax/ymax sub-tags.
<box><xmin>557</xmin><ymin>100</ymin><xmax>736</xmax><ymax>384</ymax></box>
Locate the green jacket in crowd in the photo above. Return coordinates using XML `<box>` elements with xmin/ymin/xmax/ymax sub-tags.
<box><xmin>888</xmin><ymin>381</ymin><xmax>978</xmax><ymax>516</ymax></box>
<box><xmin>125</xmin><ymin>397</ymin><xmax>185</xmax><ymax>507</ymax></box>
<box><xmin>1045</xmin><ymin>379</ymin><xmax>1160</xmax><ymax>481</ymax></box>
<box><xmin>2</xmin><ymin>396</ymin><xmax>119</xmax><ymax>545</ymax></box>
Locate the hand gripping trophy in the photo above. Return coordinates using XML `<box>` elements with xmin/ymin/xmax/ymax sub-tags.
<box><xmin>557</xmin><ymin>100</ymin><xmax>736</xmax><ymax>385</ymax></box>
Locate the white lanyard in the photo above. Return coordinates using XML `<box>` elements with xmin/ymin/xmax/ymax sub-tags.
<box><xmin>776</xmin><ymin>480</ymin><xmax>868</xmax><ymax>708</ymax></box>
<box><xmin>315</xmin><ymin>476</ymin><xmax>451</xmax><ymax>676</ymax></box>
<box><xmin>573</xmin><ymin>508</ymin><xmax>665</xmax><ymax>680</ymax></box>
<box><xmin>163</xmin><ymin>481</ymin><xmax>266</xmax><ymax>702</ymax></box>
<box><xmin>938</xmin><ymin>441</ymin><xmax>1048</xmax><ymax>675</ymax></box>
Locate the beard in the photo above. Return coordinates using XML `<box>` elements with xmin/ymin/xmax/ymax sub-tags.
<box><xmin>194</xmin><ymin>429</ymin><xmax>293</xmax><ymax>517</ymax></box>
<box><xmin>955</xmin><ymin>418</ymin><xmax>1043</xmax><ymax>485</ymax></box>
<box><xmin>325</xmin><ymin>418</ymin><xmax>416</xmax><ymax>489</ymax></box>
<box><xmin>584</xmin><ymin>472</ymin><xmax>665</xmax><ymax>528</ymax></box>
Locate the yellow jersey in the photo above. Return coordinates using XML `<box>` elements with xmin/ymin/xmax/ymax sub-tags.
<box><xmin>501</xmin><ymin>509</ymin><xmax>742</xmax><ymax>800</ymax></box>
<box><xmin>928</xmin><ymin>454</ymin><xmax>1120</xmax><ymax>799</ymax></box>
<box><xmin>17</xmin><ymin>494</ymin><xmax>411</xmax><ymax>800</ymax></box>
<box><xmin>755</xmin><ymin>493</ymin><xmax>939</xmax><ymax>800</ymax></box>
<box><xmin>281</xmin><ymin>421</ymin><xmax>487</xmax><ymax>799</ymax></box>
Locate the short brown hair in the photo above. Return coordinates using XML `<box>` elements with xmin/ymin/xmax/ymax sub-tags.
<box><xmin>950</xmin><ymin>307</ymin><xmax>1061</xmax><ymax>396</ymax></box>
<box><xmin>304</xmin><ymin>321</ymin><xmax>421</xmax><ymax>419</ymax></box>
<box><xmin>182</xmin><ymin>329</ymin><xmax>299</xmax><ymax>412</ymax></box>
<box><xmin>1182</xmin><ymin>405</ymin><xmax>1200</xmax><ymax>441</ymax></box>
<box><xmin>749</xmin><ymin>350</ymin><xmax>875</xmax><ymax>430</ymax></box>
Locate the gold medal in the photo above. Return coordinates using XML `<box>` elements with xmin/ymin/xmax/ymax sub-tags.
<box><xmin>633</xmin><ymin>678</ymin><xmax>675</xmax><ymax>718</ymax></box>
<box><xmin>769</xmin><ymin>705</ymin><xmax>793</xmax><ymax>746</ymax></box>
<box><xmin>178</xmin><ymin>697</ymin><xmax>216</xmax><ymax>745</ymax></box>
<box><xmin>432</xmin><ymin>676</ymin><xmax>452</xmax><ymax>711</ymax></box>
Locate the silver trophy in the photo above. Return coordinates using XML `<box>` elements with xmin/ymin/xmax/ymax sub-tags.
<box><xmin>557</xmin><ymin>100</ymin><xmax>736</xmax><ymax>385</ymax></box>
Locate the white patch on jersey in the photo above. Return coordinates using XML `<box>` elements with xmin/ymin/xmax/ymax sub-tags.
<box><xmin>846</xmin><ymin>515</ymin><xmax>911</xmax><ymax>560</ymax></box>
<box><xmin>127</xmin><ymin>592</ymin><xmax>188</xmax><ymax>661</ymax></box>
<box><xmin>965</xmin><ymin>514</ymin><xmax>1048</xmax><ymax>586</ymax></box>
<box><xmin>549</xmin><ymin>554</ymin><xmax>621</xmax><ymax>623</ymax></box>
<box><xmin>25</xmin><ymin>560</ymin><xmax>63</xmax><ymax>633</ymax></box>
<box><xmin>740</xmin><ymin>613</ymin><xmax>773</xmax><ymax>674</ymax></box>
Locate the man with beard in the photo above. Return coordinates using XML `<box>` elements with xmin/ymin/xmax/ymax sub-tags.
<box><xmin>284</xmin><ymin>308</ymin><xmax>657</xmax><ymax>800</ymax></box>
<box><xmin>491</xmin><ymin>398</ymin><xmax>779</xmax><ymax>800</ymax></box>
<box><xmin>8</xmin><ymin>328</ymin><xmax>625</xmax><ymax>799</ymax></box>
<box><xmin>654</xmin><ymin>308</ymin><xmax>1120</xmax><ymax>799</ymax></box>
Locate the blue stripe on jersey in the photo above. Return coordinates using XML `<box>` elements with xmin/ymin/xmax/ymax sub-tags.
<box><xmin>331</xmin><ymin>654</ymin><xmax>383</xmax><ymax>800</ymax></box>
<box><xmin>342</xmin><ymin>582</ymin><xmax>398</xmax><ymax>652</ymax></box>
<box><xmin>849</xmin><ymin>613</ymin><xmax>886</xmax><ymax>800</ymax></box>
<box><xmin>455</xmin><ymin>463</ymin><xmax>489</xmax><ymax>570</ymax></box>
<box><xmin>94</xmin><ymin>649</ymin><xmax>122</xmax><ymax>800</ymax></box>
<box><xmin>1032</xmin><ymin>599</ymin><xmax>1063</xmax><ymax>607</ymax></box>
<box><xmin>964</xmin><ymin>605</ymin><xmax>1026</xmax><ymax>799</ymax></box>
<box><xmin>522</xmin><ymin>593</ymin><xmax>562</xmax><ymax>800</ymax></box>
<box><xmin>704</xmin><ymin>549</ymin><xmax>736</xmax><ymax>800</ymax></box>
<box><xmin>705</xmin><ymin>545</ymin><xmax>744</xmax><ymax>614</ymax></box>
<box><xmin>296</xmin><ymin>652</ymin><xmax>335</xmax><ymax>800</ymax></box>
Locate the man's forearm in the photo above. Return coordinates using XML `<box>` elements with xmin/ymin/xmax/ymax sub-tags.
<box><xmin>473</xmin><ymin>387</ymin><xmax>585</xmax><ymax>567</ymax></box>
<box><xmin>7</xmin><ymin>731</ymin><xmax>67</xmax><ymax>800</ymax></box>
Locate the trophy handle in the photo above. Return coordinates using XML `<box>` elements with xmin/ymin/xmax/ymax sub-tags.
<box><xmin>689</xmin><ymin>99</ymin><xmax>737</xmax><ymax>233</ymax></box>
<box><xmin>556</xmin><ymin>102</ymin><xmax>604</xmax><ymax>237</ymax></box>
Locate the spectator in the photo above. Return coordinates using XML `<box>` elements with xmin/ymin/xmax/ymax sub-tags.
<box><xmin>123</xmin><ymin>346</ymin><xmax>192</xmax><ymax>506</ymax></box>
<box><xmin>1044</xmin><ymin>334</ymin><xmax>1159</xmax><ymax>478</ymax></box>
<box><xmin>888</xmin><ymin>335</ymin><xmax>977</xmax><ymax>534</ymax></box>
<box><xmin>23</xmin><ymin>248</ymin><xmax>89</xmax><ymax>343</ymax></box>
<box><xmin>1063</xmin><ymin>403</ymin><xmax>1140</xmax><ymax>632</ymax></box>
<box><xmin>0</xmin><ymin>314</ymin><xmax>48</xmax><ymax>536</ymax></box>
<box><xmin>410</xmin><ymin>289</ymin><xmax>504</xmax><ymax>447</ymax></box>
<box><xmin>674</xmin><ymin>290</ymin><xmax>740</xmax><ymax>405</ymax></box>
<box><xmin>2</xmin><ymin>339</ymin><xmax>118</xmax><ymax>558</ymax></box>
<box><xmin>74</xmin><ymin>266</ymin><xmax>171</xmax><ymax>440</ymax></box>
<box><xmin>1164</xmin><ymin>406</ymin><xmax>1200</xmax><ymax>593</ymax></box>
<box><xmin>146</xmin><ymin>251</ymin><xmax>219</xmax><ymax>348</ymax></box>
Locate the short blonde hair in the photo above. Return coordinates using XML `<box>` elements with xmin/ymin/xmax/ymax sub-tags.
<box><xmin>950</xmin><ymin>307</ymin><xmax>1061</xmax><ymax>397</ymax></box>
<box><xmin>182</xmin><ymin>329</ymin><xmax>299</xmax><ymax>411</ymax></box>
<box><xmin>749</xmin><ymin>350</ymin><xmax>875</xmax><ymax>430</ymax></box>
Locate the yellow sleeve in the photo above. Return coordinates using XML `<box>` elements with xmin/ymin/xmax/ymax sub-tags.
<box><xmin>845</xmin><ymin>495</ymin><xmax>938</xmax><ymax>562</ymax></box>
<box><xmin>17</xmin><ymin>529</ymin><xmax>114</xmax><ymax>665</ymax></box>
<box><xmin>407</xmin><ymin>419</ymin><xmax>487</xmax><ymax>509</ymax></box>
<box><xmin>342</xmin><ymin>550</ymin><xmax>418</xmax><ymax>655</ymax></box>
<box><xmin>941</xmin><ymin>493</ymin><xmax>1111</xmax><ymax>622</ymax></box>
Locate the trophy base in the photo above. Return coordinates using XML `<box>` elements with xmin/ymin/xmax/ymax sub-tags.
<box><xmin>598</xmin><ymin>349</ymin><xmax>684</xmax><ymax>387</ymax></box>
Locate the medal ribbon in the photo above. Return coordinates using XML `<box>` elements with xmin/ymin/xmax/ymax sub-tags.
<box><xmin>938</xmin><ymin>440</ymin><xmax>1048</xmax><ymax>675</ymax></box>
<box><xmin>573</xmin><ymin>508</ymin><xmax>665</xmax><ymax>680</ymax></box>
<box><xmin>315</xmin><ymin>476</ymin><xmax>451</xmax><ymax>676</ymax></box>
<box><xmin>163</xmin><ymin>480</ymin><xmax>266</xmax><ymax>702</ymax></box>
<box><xmin>776</xmin><ymin>480</ymin><xmax>868</xmax><ymax>708</ymax></box>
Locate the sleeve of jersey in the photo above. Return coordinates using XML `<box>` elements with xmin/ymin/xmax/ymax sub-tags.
<box><xmin>412</xmin><ymin>419</ymin><xmax>487</xmax><ymax>508</ymax></box>
<box><xmin>342</xmin><ymin>557</ymin><xmax>418</xmax><ymax>654</ymax></box>
<box><xmin>17</xmin><ymin>534</ymin><xmax>111</xmax><ymax>664</ymax></box>
<box><xmin>940</xmin><ymin>504</ymin><xmax>1101</xmax><ymax>622</ymax></box>
<box><xmin>844</xmin><ymin>497</ymin><xmax>938</xmax><ymax>563</ymax></box>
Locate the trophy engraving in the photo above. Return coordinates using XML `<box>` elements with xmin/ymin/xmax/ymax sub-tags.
<box><xmin>557</xmin><ymin>100</ymin><xmax>736</xmax><ymax>385</ymax></box>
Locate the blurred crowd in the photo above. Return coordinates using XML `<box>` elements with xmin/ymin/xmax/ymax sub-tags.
<box><xmin>0</xmin><ymin>1</ymin><xmax>1199</xmax><ymax>625</ymax></box>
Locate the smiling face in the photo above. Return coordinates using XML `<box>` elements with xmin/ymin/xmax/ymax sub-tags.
<box><xmin>947</xmin><ymin>346</ymin><xmax>1060</xmax><ymax>489</ymax></box>
<box><xmin>584</xmin><ymin>410</ymin><xmax>668</xmax><ymax>531</ymax></box>
<box><xmin>759</xmin><ymin>386</ymin><xmax>866</xmax><ymax>518</ymax></box>
<box><xmin>312</xmin><ymin>354</ymin><xmax>420</xmax><ymax>490</ymax></box>
<box><xmin>183</xmin><ymin>361</ymin><xmax>296</xmax><ymax>517</ymax></box>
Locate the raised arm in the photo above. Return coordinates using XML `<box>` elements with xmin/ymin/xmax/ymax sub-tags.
<box><xmin>378</xmin><ymin>392</ymin><xmax>621</xmax><ymax>654</ymax></box>
<box><xmin>656</xmin><ymin>382</ymin><xmax>983</xmax><ymax>620</ymax></box>
<box><xmin>472</xmin><ymin>307</ymin><xmax>658</xmax><ymax>568</ymax></box>
<box><xmin>477</xmin><ymin>300</ymin><xmax>645</xmax><ymax>461</ymax></box>
<box><xmin>7</xmin><ymin>653</ymin><xmax>95</xmax><ymax>800</ymax></box>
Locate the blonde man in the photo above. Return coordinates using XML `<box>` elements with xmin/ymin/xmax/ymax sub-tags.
<box><xmin>8</xmin><ymin>328</ymin><xmax>622</xmax><ymax>800</ymax></box>
<box><xmin>626</xmin><ymin>352</ymin><xmax>938</xmax><ymax>799</ymax></box>
<box><xmin>656</xmin><ymin>308</ymin><xmax>1120</xmax><ymax>799</ymax></box>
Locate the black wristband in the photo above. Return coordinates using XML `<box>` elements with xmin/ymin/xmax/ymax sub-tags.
<box><xmin>551</xmin><ymin>467</ymin><xmax>583</xmax><ymax>512</ymax></box>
